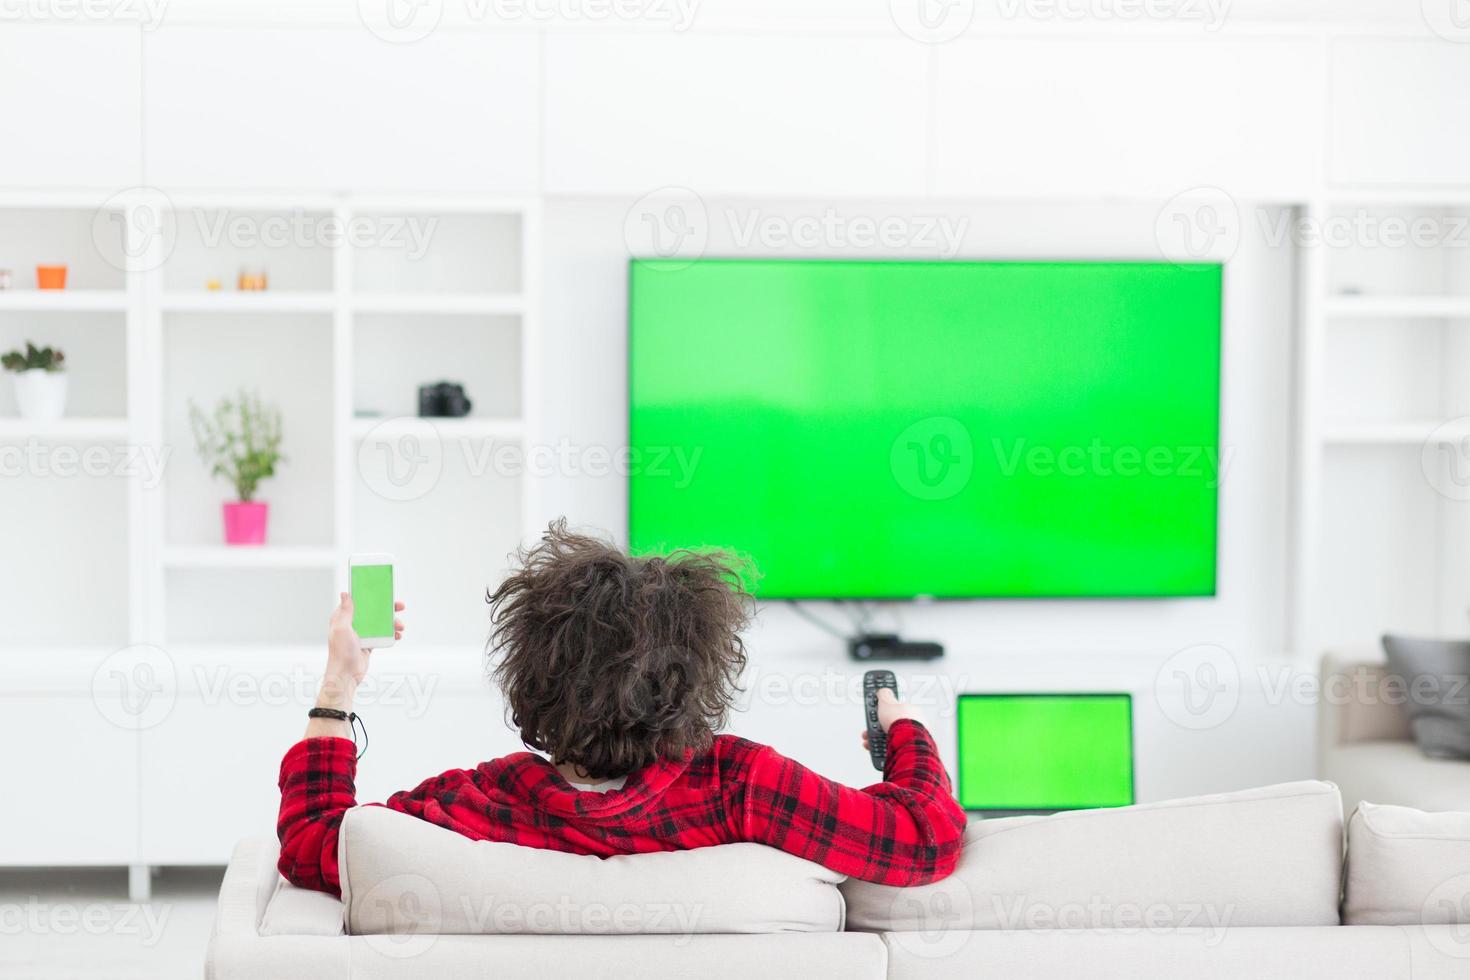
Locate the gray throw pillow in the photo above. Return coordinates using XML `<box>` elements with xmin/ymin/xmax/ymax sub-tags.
<box><xmin>1381</xmin><ymin>634</ymin><xmax>1470</xmax><ymax>760</ymax></box>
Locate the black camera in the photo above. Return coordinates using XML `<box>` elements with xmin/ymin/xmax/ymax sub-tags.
<box><xmin>417</xmin><ymin>381</ymin><xmax>473</xmax><ymax>418</ymax></box>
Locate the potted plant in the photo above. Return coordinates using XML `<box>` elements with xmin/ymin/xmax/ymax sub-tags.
<box><xmin>189</xmin><ymin>390</ymin><xmax>284</xmax><ymax>546</ymax></box>
<box><xmin>2</xmin><ymin>342</ymin><xmax>67</xmax><ymax>422</ymax></box>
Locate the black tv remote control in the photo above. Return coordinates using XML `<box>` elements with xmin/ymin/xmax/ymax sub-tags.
<box><xmin>864</xmin><ymin>670</ymin><xmax>899</xmax><ymax>772</ymax></box>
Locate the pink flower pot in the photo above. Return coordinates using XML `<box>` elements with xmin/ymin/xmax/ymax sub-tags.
<box><xmin>222</xmin><ymin>501</ymin><xmax>269</xmax><ymax>545</ymax></box>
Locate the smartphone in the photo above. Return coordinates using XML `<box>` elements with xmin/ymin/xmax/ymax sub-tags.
<box><xmin>348</xmin><ymin>553</ymin><xmax>396</xmax><ymax>648</ymax></box>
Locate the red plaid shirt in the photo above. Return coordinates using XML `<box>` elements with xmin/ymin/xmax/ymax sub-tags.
<box><xmin>277</xmin><ymin>719</ymin><xmax>966</xmax><ymax>896</ymax></box>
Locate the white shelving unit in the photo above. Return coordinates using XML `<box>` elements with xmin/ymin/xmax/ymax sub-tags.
<box><xmin>139</xmin><ymin>193</ymin><xmax>541</xmax><ymax>650</ymax></box>
<box><xmin>0</xmin><ymin>193</ymin><xmax>540</xmax><ymax>880</ymax></box>
<box><xmin>1292</xmin><ymin>192</ymin><xmax>1470</xmax><ymax>653</ymax></box>
<box><xmin>3</xmin><ymin>193</ymin><xmax>542</xmax><ymax>649</ymax></box>
<box><xmin>1324</xmin><ymin>295</ymin><xmax>1470</xmax><ymax>319</ymax></box>
<box><xmin>0</xmin><ymin>196</ymin><xmax>141</xmax><ymax>656</ymax></box>
<box><xmin>349</xmin><ymin>415</ymin><xmax>526</xmax><ymax>440</ymax></box>
<box><xmin>0</xmin><ymin>289</ymin><xmax>129</xmax><ymax>312</ymax></box>
<box><xmin>1321</xmin><ymin>419</ymin><xmax>1470</xmax><ymax>446</ymax></box>
<box><xmin>160</xmin><ymin>546</ymin><xmax>342</xmax><ymax>570</ymax></box>
<box><xmin>160</xmin><ymin>290</ymin><xmax>337</xmax><ymax>313</ymax></box>
<box><xmin>0</xmin><ymin>417</ymin><xmax>131</xmax><ymax>440</ymax></box>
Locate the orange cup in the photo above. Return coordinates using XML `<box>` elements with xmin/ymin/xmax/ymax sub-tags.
<box><xmin>36</xmin><ymin>265</ymin><xmax>67</xmax><ymax>290</ymax></box>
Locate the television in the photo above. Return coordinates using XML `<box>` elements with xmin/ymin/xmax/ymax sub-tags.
<box><xmin>956</xmin><ymin>693</ymin><xmax>1135</xmax><ymax>812</ymax></box>
<box><xmin>627</xmin><ymin>259</ymin><xmax>1222</xmax><ymax>599</ymax></box>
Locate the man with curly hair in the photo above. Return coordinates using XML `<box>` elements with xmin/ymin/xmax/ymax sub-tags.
<box><xmin>277</xmin><ymin>521</ymin><xmax>967</xmax><ymax>896</ymax></box>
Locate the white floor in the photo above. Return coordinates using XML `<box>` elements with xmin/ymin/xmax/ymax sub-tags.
<box><xmin>0</xmin><ymin>867</ymin><xmax>223</xmax><ymax>980</ymax></box>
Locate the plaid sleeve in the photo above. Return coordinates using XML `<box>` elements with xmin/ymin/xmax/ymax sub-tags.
<box><xmin>739</xmin><ymin>719</ymin><xmax>967</xmax><ymax>886</ymax></box>
<box><xmin>276</xmin><ymin>737</ymin><xmax>358</xmax><ymax>896</ymax></box>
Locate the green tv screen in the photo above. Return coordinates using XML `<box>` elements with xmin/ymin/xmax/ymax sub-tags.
<box><xmin>628</xmin><ymin>259</ymin><xmax>1222</xmax><ymax>599</ymax></box>
<box><xmin>957</xmin><ymin>694</ymin><xmax>1134</xmax><ymax>812</ymax></box>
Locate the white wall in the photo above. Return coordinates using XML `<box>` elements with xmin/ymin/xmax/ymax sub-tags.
<box><xmin>2</xmin><ymin>14</ymin><xmax>1463</xmax><ymax>198</ymax></box>
<box><xmin>142</xmin><ymin>27</ymin><xmax>540</xmax><ymax>191</ymax></box>
<box><xmin>539</xmin><ymin>195</ymin><xmax>1303</xmax><ymax>795</ymax></box>
<box><xmin>2</xmin><ymin>9</ymin><xmax>1467</xmax><ymax>806</ymax></box>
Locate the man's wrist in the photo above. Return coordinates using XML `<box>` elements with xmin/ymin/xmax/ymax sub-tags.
<box><xmin>316</xmin><ymin>672</ymin><xmax>358</xmax><ymax>710</ymax></box>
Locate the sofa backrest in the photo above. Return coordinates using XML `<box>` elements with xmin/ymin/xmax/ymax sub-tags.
<box><xmin>337</xmin><ymin>805</ymin><xmax>848</xmax><ymax>936</ymax></box>
<box><xmin>841</xmin><ymin>780</ymin><xmax>1345</xmax><ymax>934</ymax></box>
<box><xmin>1345</xmin><ymin>801</ymin><xmax>1470</xmax><ymax>928</ymax></box>
<box><xmin>1318</xmin><ymin>647</ymin><xmax>1415</xmax><ymax>763</ymax></box>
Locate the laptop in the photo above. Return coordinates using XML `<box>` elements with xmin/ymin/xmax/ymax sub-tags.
<box><xmin>957</xmin><ymin>693</ymin><xmax>1135</xmax><ymax>816</ymax></box>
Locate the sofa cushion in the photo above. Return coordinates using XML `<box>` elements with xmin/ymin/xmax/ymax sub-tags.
<box><xmin>346</xmin><ymin>934</ymin><xmax>888</xmax><ymax>979</ymax></box>
<box><xmin>1382</xmin><ymin>635</ymin><xmax>1470</xmax><ymax>760</ymax></box>
<box><xmin>1344</xmin><ymin>801</ymin><xmax>1470</xmax><ymax>926</ymax></box>
<box><xmin>1319</xmin><ymin>648</ymin><xmax>1413</xmax><ymax>745</ymax></box>
<box><xmin>879</xmin><ymin>926</ymin><xmax>1419</xmax><ymax>980</ymax></box>
<box><xmin>338</xmin><ymin>805</ymin><xmax>846</xmax><ymax>936</ymax></box>
<box><xmin>259</xmin><ymin>877</ymin><xmax>346</xmax><ymax>937</ymax></box>
<box><xmin>841</xmin><ymin>780</ymin><xmax>1343</xmax><ymax>932</ymax></box>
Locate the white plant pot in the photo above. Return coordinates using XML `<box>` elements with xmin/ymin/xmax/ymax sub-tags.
<box><xmin>12</xmin><ymin>370</ymin><xmax>67</xmax><ymax>422</ymax></box>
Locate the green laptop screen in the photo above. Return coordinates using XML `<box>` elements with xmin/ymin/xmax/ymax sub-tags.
<box><xmin>957</xmin><ymin>694</ymin><xmax>1134</xmax><ymax>811</ymax></box>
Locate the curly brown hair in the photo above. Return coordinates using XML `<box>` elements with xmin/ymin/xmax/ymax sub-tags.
<box><xmin>488</xmin><ymin>521</ymin><xmax>753</xmax><ymax>780</ymax></box>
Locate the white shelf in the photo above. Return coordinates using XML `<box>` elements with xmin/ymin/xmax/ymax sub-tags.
<box><xmin>161</xmin><ymin>546</ymin><xmax>339</xmax><ymax>570</ymax></box>
<box><xmin>161</xmin><ymin>291</ymin><xmax>335</xmax><ymax>313</ymax></box>
<box><xmin>350</xmin><ymin>416</ymin><xmax>524</xmax><ymax>440</ymax></box>
<box><xmin>0</xmin><ymin>290</ymin><xmax>127</xmax><ymax>312</ymax></box>
<box><xmin>1326</xmin><ymin>295</ymin><xmax>1470</xmax><ymax>319</ymax></box>
<box><xmin>352</xmin><ymin>293</ymin><xmax>523</xmax><ymax>316</ymax></box>
<box><xmin>1326</xmin><ymin>189</ymin><xmax>1470</xmax><ymax>208</ymax></box>
<box><xmin>1323</xmin><ymin>419</ymin><xmax>1470</xmax><ymax>446</ymax></box>
<box><xmin>159</xmin><ymin>292</ymin><xmax>523</xmax><ymax>315</ymax></box>
<box><xmin>0</xmin><ymin>417</ymin><xmax>129</xmax><ymax>440</ymax></box>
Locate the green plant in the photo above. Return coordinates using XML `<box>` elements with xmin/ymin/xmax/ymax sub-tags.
<box><xmin>1</xmin><ymin>342</ymin><xmax>65</xmax><ymax>373</ymax></box>
<box><xmin>189</xmin><ymin>390</ymin><xmax>284</xmax><ymax>503</ymax></box>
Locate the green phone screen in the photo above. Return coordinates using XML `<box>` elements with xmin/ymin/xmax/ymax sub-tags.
<box><xmin>350</xmin><ymin>564</ymin><xmax>394</xmax><ymax>638</ymax></box>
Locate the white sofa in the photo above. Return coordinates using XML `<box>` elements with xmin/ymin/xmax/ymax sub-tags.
<box><xmin>1319</xmin><ymin>646</ymin><xmax>1470</xmax><ymax>816</ymax></box>
<box><xmin>207</xmin><ymin>779</ymin><xmax>1470</xmax><ymax>978</ymax></box>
